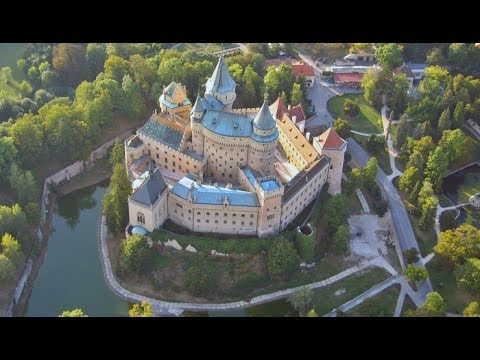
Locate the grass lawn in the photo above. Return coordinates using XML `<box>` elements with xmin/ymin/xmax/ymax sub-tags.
<box><xmin>328</xmin><ymin>94</ymin><xmax>383</xmax><ymax>134</ymax></box>
<box><xmin>348</xmin><ymin>189</ymin><xmax>364</xmax><ymax>215</ymax></box>
<box><xmin>346</xmin><ymin>284</ymin><xmax>400</xmax><ymax>317</ymax></box>
<box><xmin>457</xmin><ymin>171</ymin><xmax>480</xmax><ymax>204</ymax></box>
<box><xmin>426</xmin><ymin>256</ymin><xmax>474</xmax><ymax>314</ymax></box>
<box><xmin>0</xmin><ymin>43</ymin><xmax>27</xmax><ymax>80</ymax></box>
<box><xmin>312</xmin><ymin>267</ymin><xmax>390</xmax><ymax>316</ymax></box>
<box><xmin>401</xmin><ymin>295</ymin><xmax>417</xmax><ymax>316</ymax></box>
<box><xmin>176</xmin><ymin>43</ymin><xmax>236</xmax><ymax>53</ymax></box>
<box><xmin>352</xmin><ymin>133</ymin><xmax>392</xmax><ymax>175</ymax></box>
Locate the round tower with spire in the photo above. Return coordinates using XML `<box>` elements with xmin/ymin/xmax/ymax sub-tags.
<box><xmin>205</xmin><ymin>56</ymin><xmax>237</xmax><ymax>111</ymax></box>
<box><xmin>248</xmin><ymin>94</ymin><xmax>279</xmax><ymax>176</ymax></box>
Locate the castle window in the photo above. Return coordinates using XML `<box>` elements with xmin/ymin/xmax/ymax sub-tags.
<box><xmin>206</xmin><ymin>212</ymin><xmax>210</xmax><ymax>216</ymax></box>
<box><xmin>165</xmin><ymin>158</ymin><xmax>168</xmax><ymax>163</ymax></box>
<box><xmin>197</xmin><ymin>219</ymin><xmax>200</xmax><ymax>223</ymax></box>
<box><xmin>137</xmin><ymin>212</ymin><xmax>145</xmax><ymax>224</ymax></box>
<box><xmin>250</xmin><ymin>214</ymin><xmax>254</xmax><ymax>218</ymax></box>
<box><xmin>215</xmin><ymin>213</ymin><xmax>219</xmax><ymax>216</ymax></box>
<box><xmin>241</xmin><ymin>221</ymin><xmax>244</xmax><ymax>225</ymax></box>
<box><xmin>215</xmin><ymin>220</ymin><xmax>218</xmax><ymax>224</ymax></box>
<box><xmin>197</xmin><ymin>212</ymin><xmax>200</xmax><ymax>215</ymax></box>
<box><xmin>156</xmin><ymin>154</ymin><xmax>159</xmax><ymax>159</ymax></box>
<box><xmin>233</xmin><ymin>214</ymin><xmax>236</xmax><ymax>217</ymax></box>
<box><xmin>241</xmin><ymin>214</ymin><xmax>245</xmax><ymax>217</ymax></box>
<box><xmin>250</xmin><ymin>222</ymin><xmax>253</xmax><ymax>226</ymax></box>
<box><xmin>224</xmin><ymin>220</ymin><xmax>227</xmax><ymax>224</ymax></box>
<box><xmin>232</xmin><ymin>221</ymin><xmax>236</xmax><ymax>225</ymax></box>
<box><xmin>206</xmin><ymin>220</ymin><xmax>209</xmax><ymax>223</ymax></box>
<box><xmin>173</xmin><ymin>161</ymin><xmax>176</xmax><ymax>167</ymax></box>
<box><xmin>224</xmin><ymin>213</ymin><xmax>227</xmax><ymax>216</ymax></box>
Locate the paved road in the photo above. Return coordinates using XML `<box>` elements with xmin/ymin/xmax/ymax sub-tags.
<box><xmin>346</xmin><ymin>137</ymin><xmax>433</xmax><ymax>300</ymax></box>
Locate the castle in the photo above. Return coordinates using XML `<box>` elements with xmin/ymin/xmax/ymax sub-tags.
<box><xmin>125</xmin><ymin>56</ymin><xmax>346</xmax><ymax>237</ymax></box>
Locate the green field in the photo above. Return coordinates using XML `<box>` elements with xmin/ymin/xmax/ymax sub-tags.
<box><xmin>346</xmin><ymin>284</ymin><xmax>400</xmax><ymax>317</ymax></box>
<box><xmin>312</xmin><ymin>267</ymin><xmax>390</xmax><ymax>316</ymax></box>
<box><xmin>351</xmin><ymin>133</ymin><xmax>392</xmax><ymax>175</ymax></box>
<box><xmin>328</xmin><ymin>94</ymin><xmax>383</xmax><ymax>134</ymax></box>
<box><xmin>175</xmin><ymin>43</ymin><xmax>236</xmax><ymax>53</ymax></box>
<box><xmin>0</xmin><ymin>43</ymin><xmax>27</xmax><ymax>79</ymax></box>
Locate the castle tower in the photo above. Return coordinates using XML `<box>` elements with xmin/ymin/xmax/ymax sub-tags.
<box><xmin>205</xmin><ymin>56</ymin><xmax>236</xmax><ymax>111</ymax></box>
<box><xmin>190</xmin><ymin>94</ymin><xmax>205</xmax><ymax>155</ymax></box>
<box><xmin>312</xmin><ymin>127</ymin><xmax>347</xmax><ymax>195</ymax></box>
<box><xmin>249</xmin><ymin>95</ymin><xmax>279</xmax><ymax>176</ymax></box>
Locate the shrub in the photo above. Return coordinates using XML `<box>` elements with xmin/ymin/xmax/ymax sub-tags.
<box><xmin>296</xmin><ymin>233</ymin><xmax>315</xmax><ymax>262</ymax></box>
<box><xmin>268</xmin><ymin>237</ymin><xmax>299</xmax><ymax>279</ymax></box>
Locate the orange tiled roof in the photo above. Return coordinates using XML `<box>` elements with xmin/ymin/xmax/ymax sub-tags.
<box><xmin>333</xmin><ymin>72</ymin><xmax>364</xmax><ymax>84</ymax></box>
<box><xmin>316</xmin><ymin>127</ymin><xmax>346</xmax><ymax>150</ymax></box>
<box><xmin>276</xmin><ymin>113</ymin><xmax>317</xmax><ymax>162</ymax></box>
<box><xmin>269</xmin><ymin>97</ymin><xmax>289</xmax><ymax>120</ymax></box>
<box><xmin>292</xmin><ymin>62</ymin><xmax>315</xmax><ymax>77</ymax></box>
<box><xmin>287</xmin><ymin>104</ymin><xmax>306</xmax><ymax>123</ymax></box>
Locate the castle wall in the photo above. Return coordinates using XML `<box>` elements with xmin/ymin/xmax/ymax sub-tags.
<box><xmin>168</xmin><ymin>192</ymin><xmax>259</xmax><ymax>235</ymax></box>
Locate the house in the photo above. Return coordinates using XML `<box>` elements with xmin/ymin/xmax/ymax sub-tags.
<box><xmin>333</xmin><ymin>72</ymin><xmax>364</xmax><ymax>88</ymax></box>
<box><xmin>292</xmin><ymin>61</ymin><xmax>315</xmax><ymax>87</ymax></box>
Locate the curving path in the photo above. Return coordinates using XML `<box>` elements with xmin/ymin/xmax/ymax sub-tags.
<box><xmin>350</xmin><ymin>130</ymin><xmax>384</xmax><ymax>137</ymax></box>
<box><xmin>98</xmin><ymin>215</ymin><xmax>396</xmax><ymax>316</ymax></box>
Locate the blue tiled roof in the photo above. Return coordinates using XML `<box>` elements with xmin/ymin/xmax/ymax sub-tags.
<box><xmin>164</xmin><ymin>82</ymin><xmax>177</xmax><ymax>97</ymax></box>
<box><xmin>139</xmin><ymin>117</ymin><xmax>183</xmax><ymax>149</ymax></box>
<box><xmin>159</xmin><ymin>94</ymin><xmax>191</xmax><ymax>109</ymax></box>
<box><xmin>240</xmin><ymin>166</ymin><xmax>258</xmax><ymax>187</ymax></box>
<box><xmin>171</xmin><ymin>177</ymin><xmax>260</xmax><ymax>207</ymax></box>
<box><xmin>253</xmin><ymin>100</ymin><xmax>276</xmax><ymax>130</ymax></box>
<box><xmin>408</xmin><ymin>63</ymin><xmax>427</xmax><ymax>70</ymax></box>
<box><xmin>131</xmin><ymin>168</ymin><xmax>167</xmax><ymax>206</ymax></box>
<box><xmin>260</xmin><ymin>179</ymin><xmax>280</xmax><ymax>191</ymax></box>
<box><xmin>202</xmin><ymin>110</ymin><xmax>253</xmax><ymax>138</ymax></box>
<box><xmin>191</xmin><ymin>94</ymin><xmax>205</xmax><ymax>113</ymax></box>
<box><xmin>205</xmin><ymin>56</ymin><xmax>236</xmax><ymax>94</ymax></box>
<box><xmin>201</xmin><ymin>95</ymin><xmax>224</xmax><ymax>111</ymax></box>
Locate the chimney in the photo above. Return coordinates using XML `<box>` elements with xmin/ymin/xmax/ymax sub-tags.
<box><xmin>292</xmin><ymin>115</ymin><xmax>296</xmax><ymax>124</ymax></box>
<box><xmin>226</xmin><ymin>183</ymin><xmax>232</xmax><ymax>189</ymax></box>
<box><xmin>288</xmin><ymin>105</ymin><xmax>292</xmax><ymax>110</ymax></box>
<box><xmin>306</xmin><ymin>132</ymin><xmax>310</xmax><ymax>141</ymax></box>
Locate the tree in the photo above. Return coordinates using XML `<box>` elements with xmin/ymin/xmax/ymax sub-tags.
<box><xmin>361</xmin><ymin>68</ymin><xmax>393</xmax><ymax>108</ymax></box>
<box><xmin>129</xmin><ymin>301</ymin><xmax>154</xmax><ymax>317</ymax></box>
<box><xmin>404</xmin><ymin>248</ymin><xmax>419</xmax><ymax>264</ymax></box>
<box><xmin>185</xmin><ymin>266</ymin><xmax>211</xmax><ymax>296</ymax></box>
<box><xmin>439</xmin><ymin>210</ymin><xmax>456</xmax><ymax>232</ymax></box>
<box><xmin>399</xmin><ymin>166</ymin><xmax>422</xmax><ymax>196</ymax></box>
<box><xmin>59</xmin><ymin>309</ymin><xmax>88</xmax><ymax>317</ymax></box>
<box><xmin>394</xmin><ymin>114</ymin><xmax>409</xmax><ymax>149</ymax></box>
<box><xmin>52</xmin><ymin>43</ymin><xmax>87</xmax><ymax>87</ymax></box>
<box><xmin>1</xmin><ymin>233</ymin><xmax>24</xmax><ymax>268</ymax></box>
<box><xmin>343</xmin><ymin>99</ymin><xmax>359</xmax><ymax>118</ymax></box>
<box><xmin>264</xmin><ymin>64</ymin><xmax>295</xmax><ymax>102</ymax></box>
<box><xmin>418</xmin><ymin>196</ymin><xmax>438</xmax><ymax>230</ymax></box>
<box><xmin>437</xmin><ymin>108</ymin><xmax>451</xmax><ymax>135</ymax></box>
<box><xmin>121</xmin><ymin>75</ymin><xmax>146</xmax><ymax>120</ymax></box>
<box><xmin>86</xmin><ymin>43</ymin><xmax>107</xmax><ymax>80</ymax></box>
<box><xmin>121</xmin><ymin>234</ymin><xmax>150</xmax><ymax>273</ymax></box>
<box><xmin>425</xmin><ymin>147</ymin><xmax>449</xmax><ymax>193</ymax></box>
<box><xmin>25</xmin><ymin>202</ymin><xmax>40</xmax><ymax>226</ymax></box>
<box><xmin>405</xmin><ymin>264</ymin><xmax>428</xmax><ymax>283</ymax></box>
<box><xmin>129</xmin><ymin>54</ymin><xmax>157</xmax><ymax>98</ymax></box>
<box><xmin>463</xmin><ymin>301</ymin><xmax>480</xmax><ymax>317</ymax></box>
<box><xmin>306</xmin><ymin>309</ymin><xmax>318</xmax><ymax>317</ymax></box>
<box><xmin>290</xmin><ymin>82</ymin><xmax>303</xmax><ymax>106</ymax></box>
<box><xmin>324</xmin><ymin>194</ymin><xmax>349</xmax><ymax>233</ymax></box>
<box><xmin>434</xmin><ymin>224</ymin><xmax>480</xmax><ymax>265</ymax></box>
<box><xmin>366</xmin><ymin>135</ymin><xmax>385</xmax><ymax>154</ymax></box>
<box><xmin>375</xmin><ymin>43</ymin><xmax>404</xmax><ymax>70</ymax></box>
<box><xmin>361</xmin><ymin>157</ymin><xmax>378</xmax><ymax>189</ymax></box>
<box><xmin>0</xmin><ymin>204</ymin><xmax>29</xmax><ymax>248</ymax></box>
<box><xmin>103</xmin><ymin>163</ymin><xmax>131</xmax><ymax>234</ymax></box>
<box><xmin>455</xmin><ymin>258</ymin><xmax>480</xmax><ymax>294</ymax></box>
<box><xmin>331</xmin><ymin>225</ymin><xmax>350</xmax><ymax>256</ymax></box>
<box><xmin>109</xmin><ymin>138</ymin><xmax>124</xmax><ymax>168</ymax></box>
<box><xmin>104</xmin><ymin>55</ymin><xmax>130</xmax><ymax>83</ymax></box>
<box><xmin>453</xmin><ymin>101</ymin><xmax>465</xmax><ymax>129</ymax></box>
<box><xmin>333</xmin><ymin>118</ymin><xmax>351</xmax><ymax>139</ymax></box>
<box><xmin>0</xmin><ymin>137</ymin><xmax>18</xmax><ymax>184</ymax></box>
<box><xmin>27</xmin><ymin>66</ymin><xmax>40</xmax><ymax>85</ymax></box>
<box><xmin>448</xmin><ymin>43</ymin><xmax>469</xmax><ymax>69</ymax></box>
<box><xmin>389</xmin><ymin>73</ymin><xmax>410</xmax><ymax>115</ymax></box>
<box><xmin>243</xmin><ymin>65</ymin><xmax>262</xmax><ymax>107</ymax></box>
<box><xmin>426</xmin><ymin>47</ymin><xmax>446</xmax><ymax>66</ymax></box>
<box><xmin>228</xmin><ymin>63</ymin><xmax>243</xmax><ymax>83</ymax></box>
<box><xmin>0</xmin><ymin>254</ymin><xmax>15</xmax><ymax>282</ymax></box>
<box><xmin>19</xmin><ymin>80</ymin><xmax>33</xmax><ymax>97</ymax></box>
<box><xmin>268</xmin><ymin>238</ymin><xmax>299</xmax><ymax>279</ymax></box>
<box><xmin>40</xmin><ymin>70</ymin><xmax>59</xmax><ymax>88</ymax></box>
<box><xmin>421</xmin><ymin>291</ymin><xmax>446</xmax><ymax>316</ymax></box>
<box><xmin>9</xmin><ymin>164</ymin><xmax>38</xmax><ymax>206</ymax></box>
<box><xmin>288</xmin><ymin>287</ymin><xmax>313</xmax><ymax>317</ymax></box>
<box><xmin>10</xmin><ymin>113</ymin><xmax>48</xmax><ymax>168</ymax></box>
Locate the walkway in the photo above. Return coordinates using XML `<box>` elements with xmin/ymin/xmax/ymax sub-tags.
<box><xmin>98</xmin><ymin>215</ymin><xmax>396</xmax><ymax>316</ymax></box>
<box><xmin>434</xmin><ymin>203</ymin><xmax>469</xmax><ymax>237</ymax></box>
<box><xmin>346</xmin><ymin>138</ymin><xmax>433</xmax><ymax>301</ymax></box>
<box><xmin>380</xmin><ymin>106</ymin><xmax>403</xmax><ymax>181</ymax></box>
<box><xmin>350</xmin><ymin>130</ymin><xmax>383</xmax><ymax>137</ymax></box>
<box><xmin>355</xmin><ymin>189</ymin><xmax>370</xmax><ymax>213</ymax></box>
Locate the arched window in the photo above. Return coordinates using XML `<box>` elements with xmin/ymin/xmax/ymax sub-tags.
<box><xmin>137</xmin><ymin>212</ymin><xmax>145</xmax><ymax>224</ymax></box>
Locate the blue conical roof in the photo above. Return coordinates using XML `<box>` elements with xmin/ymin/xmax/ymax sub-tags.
<box><xmin>253</xmin><ymin>99</ymin><xmax>276</xmax><ymax>130</ymax></box>
<box><xmin>205</xmin><ymin>56</ymin><xmax>236</xmax><ymax>94</ymax></box>
<box><xmin>192</xmin><ymin>94</ymin><xmax>204</xmax><ymax>113</ymax></box>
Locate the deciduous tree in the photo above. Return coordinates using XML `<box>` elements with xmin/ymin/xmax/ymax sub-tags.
<box><xmin>455</xmin><ymin>258</ymin><xmax>480</xmax><ymax>294</ymax></box>
<box><xmin>405</xmin><ymin>264</ymin><xmax>428</xmax><ymax>283</ymax></box>
<box><xmin>129</xmin><ymin>301</ymin><xmax>154</xmax><ymax>317</ymax></box>
<box><xmin>288</xmin><ymin>287</ymin><xmax>313</xmax><ymax>317</ymax></box>
<box><xmin>59</xmin><ymin>309</ymin><xmax>88</xmax><ymax>317</ymax></box>
<box><xmin>121</xmin><ymin>234</ymin><xmax>150</xmax><ymax>273</ymax></box>
<box><xmin>268</xmin><ymin>237</ymin><xmax>299</xmax><ymax>279</ymax></box>
<box><xmin>434</xmin><ymin>224</ymin><xmax>480</xmax><ymax>265</ymax></box>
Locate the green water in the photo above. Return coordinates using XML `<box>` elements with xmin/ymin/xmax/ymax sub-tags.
<box><xmin>25</xmin><ymin>181</ymin><xmax>129</xmax><ymax>317</ymax></box>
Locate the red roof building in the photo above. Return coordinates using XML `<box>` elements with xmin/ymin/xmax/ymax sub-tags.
<box><xmin>292</xmin><ymin>61</ymin><xmax>315</xmax><ymax>87</ymax></box>
<box><xmin>332</xmin><ymin>72</ymin><xmax>364</xmax><ymax>88</ymax></box>
<box><xmin>314</xmin><ymin>127</ymin><xmax>346</xmax><ymax>150</ymax></box>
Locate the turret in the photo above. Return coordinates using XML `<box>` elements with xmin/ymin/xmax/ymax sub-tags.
<box><xmin>205</xmin><ymin>56</ymin><xmax>236</xmax><ymax>111</ymax></box>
